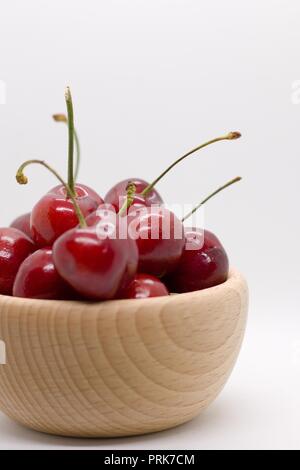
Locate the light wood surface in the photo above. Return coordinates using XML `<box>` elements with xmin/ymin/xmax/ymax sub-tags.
<box><xmin>0</xmin><ymin>269</ymin><xmax>248</xmax><ymax>437</ymax></box>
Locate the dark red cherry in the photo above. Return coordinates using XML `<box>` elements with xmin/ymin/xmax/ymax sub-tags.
<box><xmin>13</xmin><ymin>248</ymin><xmax>75</xmax><ymax>300</ymax></box>
<box><xmin>10</xmin><ymin>213</ymin><xmax>32</xmax><ymax>239</ymax></box>
<box><xmin>53</xmin><ymin>226</ymin><xmax>138</xmax><ymax>300</ymax></box>
<box><xmin>120</xmin><ymin>273</ymin><xmax>169</xmax><ymax>299</ymax></box>
<box><xmin>165</xmin><ymin>228</ymin><xmax>229</xmax><ymax>293</ymax></box>
<box><xmin>85</xmin><ymin>206</ymin><xmax>139</xmax><ymax>297</ymax></box>
<box><xmin>0</xmin><ymin>228</ymin><xmax>36</xmax><ymax>295</ymax></box>
<box><xmin>128</xmin><ymin>207</ymin><xmax>185</xmax><ymax>278</ymax></box>
<box><xmin>85</xmin><ymin>204</ymin><xmax>117</xmax><ymax>227</ymax></box>
<box><xmin>117</xmin><ymin>237</ymin><xmax>139</xmax><ymax>294</ymax></box>
<box><xmin>31</xmin><ymin>184</ymin><xmax>103</xmax><ymax>247</ymax></box>
<box><xmin>104</xmin><ymin>178</ymin><xmax>163</xmax><ymax>212</ymax></box>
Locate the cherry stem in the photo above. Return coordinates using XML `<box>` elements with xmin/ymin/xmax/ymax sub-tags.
<box><xmin>182</xmin><ymin>176</ymin><xmax>242</xmax><ymax>222</ymax></box>
<box><xmin>16</xmin><ymin>159</ymin><xmax>87</xmax><ymax>228</ymax></box>
<box><xmin>118</xmin><ymin>182</ymin><xmax>136</xmax><ymax>216</ymax></box>
<box><xmin>53</xmin><ymin>114</ymin><xmax>81</xmax><ymax>181</ymax></box>
<box><xmin>65</xmin><ymin>87</ymin><xmax>75</xmax><ymax>196</ymax></box>
<box><xmin>141</xmin><ymin>131</ymin><xmax>241</xmax><ymax>197</ymax></box>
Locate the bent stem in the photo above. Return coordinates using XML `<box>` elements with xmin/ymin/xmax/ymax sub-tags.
<box><xmin>118</xmin><ymin>182</ymin><xmax>137</xmax><ymax>216</ymax></box>
<box><xmin>142</xmin><ymin>131</ymin><xmax>241</xmax><ymax>197</ymax></box>
<box><xmin>53</xmin><ymin>113</ymin><xmax>81</xmax><ymax>181</ymax></box>
<box><xmin>16</xmin><ymin>159</ymin><xmax>87</xmax><ymax>228</ymax></box>
<box><xmin>182</xmin><ymin>176</ymin><xmax>242</xmax><ymax>222</ymax></box>
<box><xmin>65</xmin><ymin>87</ymin><xmax>75</xmax><ymax>196</ymax></box>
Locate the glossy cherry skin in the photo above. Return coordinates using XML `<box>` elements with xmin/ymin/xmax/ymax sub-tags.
<box><xmin>85</xmin><ymin>204</ymin><xmax>117</xmax><ymax>227</ymax></box>
<box><xmin>53</xmin><ymin>227</ymin><xmax>138</xmax><ymax>300</ymax></box>
<box><xmin>128</xmin><ymin>207</ymin><xmax>185</xmax><ymax>278</ymax></box>
<box><xmin>120</xmin><ymin>273</ymin><xmax>169</xmax><ymax>299</ymax></box>
<box><xmin>165</xmin><ymin>228</ymin><xmax>229</xmax><ymax>293</ymax></box>
<box><xmin>13</xmin><ymin>248</ymin><xmax>75</xmax><ymax>300</ymax></box>
<box><xmin>0</xmin><ymin>228</ymin><xmax>36</xmax><ymax>295</ymax></box>
<box><xmin>104</xmin><ymin>178</ymin><xmax>163</xmax><ymax>212</ymax></box>
<box><xmin>85</xmin><ymin>207</ymin><xmax>139</xmax><ymax>297</ymax></box>
<box><xmin>31</xmin><ymin>184</ymin><xmax>103</xmax><ymax>247</ymax></box>
<box><xmin>10</xmin><ymin>213</ymin><xmax>32</xmax><ymax>239</ymax></box>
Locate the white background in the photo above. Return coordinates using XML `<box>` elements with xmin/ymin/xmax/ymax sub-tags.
<box><xmin>0</xmin><ymin>0</ymin><xmax>300</xmax><ymax>450</ymax></box>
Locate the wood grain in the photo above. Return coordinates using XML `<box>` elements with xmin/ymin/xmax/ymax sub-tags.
<box><xmin>0</xmin><ymin>269</ymin><xmax>248</xmax><ymax>437</ymax></box>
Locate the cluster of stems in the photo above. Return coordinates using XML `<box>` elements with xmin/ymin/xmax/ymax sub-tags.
<box><xmin>16</xmin><ymin>86</ymin><xmax>242</xmax><ymax>226</ymax></box>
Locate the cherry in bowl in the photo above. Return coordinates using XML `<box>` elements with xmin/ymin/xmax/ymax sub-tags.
<box><xmin>53</xmin><ymin>225</ymin><xmax>138</xmax><ymax>301</ymax></box>
<box><xmin>165</xmin><ymin>228</ymin><xmax>229</xmax><ymax>293</ymax></box>
<box><xmin>13</xmin><ymin>248</ymin><xmax>76</xmax><ymax>300</ymax></box>
<box><xmin>128</xmin><ymin>206</ymin><xmax>185</xmax><ymax>278</ymax></box>
<box><xmin>10</xmin><ymin>213</ymin><xmax>32</xmax><ymax>239</ymax></box>
<box><xmin>0</xmin><ymin>228</ymin><xmax>36</xmax><ymax>296</ymax></box>
<box><xmin>31</xmin><ymin>184</ymin><xmax>103</xmax><ymax>247</ymax></box>
<box><xmin>104</xmin><ymin>178</ymin><xmax>163</xmax><ymax>213</ymax></box>
<box><xmin>120</xmin><ymin>273</ymin><xmax>169</xmax><ymax>299</ymax></box>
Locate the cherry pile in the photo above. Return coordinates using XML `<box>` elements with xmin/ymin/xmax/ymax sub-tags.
<box><xmin>0</xmin><ymin>88</ymin><xmax>242</xmax><ymax>301</ymax></box>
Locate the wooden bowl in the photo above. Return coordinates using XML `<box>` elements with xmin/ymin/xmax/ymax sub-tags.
<box><xmin>0</xmin><ymin>269</ymin><xmax>248</xmax><ymax>438</ymax></box>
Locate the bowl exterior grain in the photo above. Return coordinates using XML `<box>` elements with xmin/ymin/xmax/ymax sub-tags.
<box><xmin>0</xmin><ymin>269</ymin><xmax>248</xmax><ymax>437</ymax></box>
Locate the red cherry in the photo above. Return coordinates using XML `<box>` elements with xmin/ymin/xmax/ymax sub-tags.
<box><xmin>10</xmin><ymin>213</ymin><xmax>32</xmax><ymax>239</ymax></box>
<box><xmin>128</xmin><ymin>207</ymin><xmax>185</xmax><ymax>278</ymax></box>
<box><xmin>31</xmin><ymin>184</ymin><xmax>103</xmax><ymax>247</ymax></box>
<box><xmin>85</xmin><ymin>206</ymin><xmax>139</xmax><ymax>297</ymax></box>
<box><xmin>0</xmin><ymin>228</ymin><xmax>36</xmax><ymax>295</ymax></box>
<box><xmin>85</xmin><ymin>204</ymin><xmax>116</xmax><ymax>227</ymax></box>
<box><xmin>104</xmin><ymin>178</ymin><xmax>163</xmax><ymax>212</ymax></box>
<box><xmin>53</xmin><ymin>227</ymin><xmax>138</xmax><ymax>300</ymax></box>
<box><xmin>165</xmin><ymin>228</ymin><xmax>229</xmax><ymax>293</ymax></box>
<box><xmin>120</xmin><ymin>273</ymin><xmax>169</xmax><ymax>299</ymax></box>
<box><xmin>13</xmin><ymin>248</ymin><xmax>75</xmax><ymax>300</ymax></box>
<box><xmin>118</xmin><ymin>237</ymin><xmax>139</xmax><ymax>294</ymax></box>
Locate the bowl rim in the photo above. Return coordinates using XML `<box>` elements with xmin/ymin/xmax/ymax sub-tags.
<box><xmin>0</xmin><ymin>268</ymin><xmax>246</xmax><ymax>312</ymax></box>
